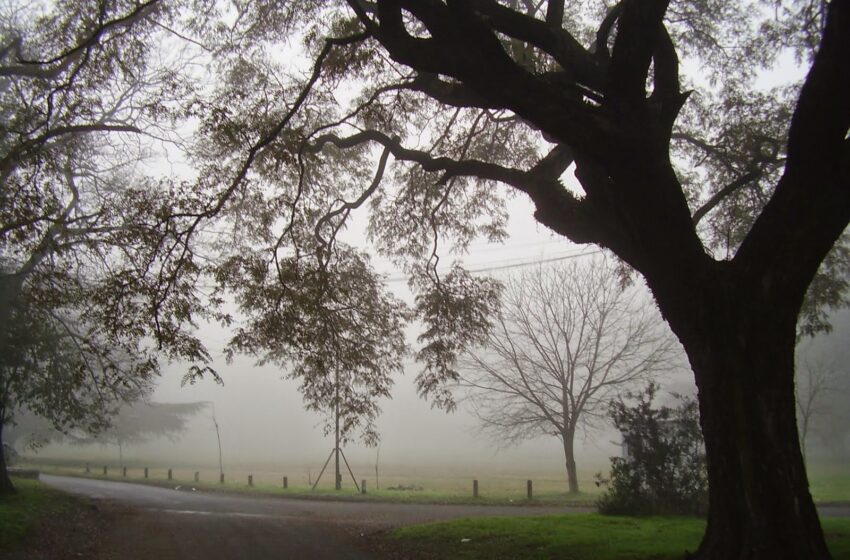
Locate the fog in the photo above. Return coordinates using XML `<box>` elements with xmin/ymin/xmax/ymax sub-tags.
<box><xmin>24</xmin><ymin>195</ymin><xmax>847</xmax><ymax>482</ymax></box>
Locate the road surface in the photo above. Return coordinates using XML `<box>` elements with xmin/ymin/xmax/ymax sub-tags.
<box><xmin>40</xmin><ymin>474</ymin><xmax>583</xmax><ymax>559</ymax></box>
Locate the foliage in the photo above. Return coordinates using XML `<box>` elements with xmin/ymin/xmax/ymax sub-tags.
<box><xmin>70</xmin><ymin>401</ymin><xmax>208</xmax><ymax>447</ymax></box>
<box><xmin>596</xmin><ymin>384</ymin><xmax>708</xmax><ymax>516</ymax></box>
<box><xmin>0</xmin><ymin>0</ymin><xmax>220</xmax><ymax>381</ymax></box>
<box><xmin>0</xmin><ymin>286</ymin><xmax>155</xmax><ymax>431</ymax></box>
<box><xmin>1</xmin><ymin>0</ymin><xmax>847</xmax><ymax>553</ymax></box>
<box><xmin>215</xmin><ymin>246</ymin><xmax>410</xmax><ymax>445</ymax></box>
<box><xmin>461</xmin><ymin>258</ymin><xmax>677</xmax><ymax>493</ymax></box>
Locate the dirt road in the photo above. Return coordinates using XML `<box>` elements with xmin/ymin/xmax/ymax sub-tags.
<box><xmin>40</xmin><ymin>475</ymin><xmax>584</xmax><ymax>559</ymax></box>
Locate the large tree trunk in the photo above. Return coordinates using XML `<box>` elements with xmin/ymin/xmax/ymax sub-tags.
<box><xmin>0</xmin><ymin>420</ymin><xmax>16</xmax><ymax>496</ymax></box>
<box><xmin>661</xmin><ymin>275</ymin><xmax>830</xmax><ymax>560</ymax></box>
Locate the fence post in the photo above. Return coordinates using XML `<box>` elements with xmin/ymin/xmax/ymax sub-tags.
<box><xmin>220</xmin><ymin>473</ymin><xmax>224</xmax><ymax>484</ymax></box>
<box><xmin>194</xmin><ymin>471</ymin><xmax>199</xmax><ymax>483</ymax></box>
<box><xmin>283</xmin><ymin>476</ymin><xmax>288</xmax><ymax>489</ymax></box>
<box><xmin>85</xmin><ymin>463</ymin><xmax>90</xmax><ymax>474</ymax></box>
<box><xmin>361</xmin><ymin>480</ymin><xmax>367</xmax><ymax>495</ymax></box>
<box><xmin>103</xmin><ymin>465</ymin><xmax>108</xmax><ymax>476</ymax></box>
<box><xmin>123</xmin><ymin>467</ymin><xmax>127</xmax><ymax>478</ymax></box>
<box><xmin>527</xmin><ymin>479</ymin><xmax>533</xmax><ymax>500</ymax></box>
<box><xmin>144</xmin><ymin>467</ymin><xmax>148</xmax><ymax>479</ymax></box>
<box><xmin>168</xmin><ymin>468</ymin><xmax>173</xmax><ymax>481</ymax></box>
<box><xmin>473</xmin><ymin>479</ymin><xmax>479</xmax><ymax>498</ymax></box>
<box><xmin>248</xmin><ymin>474</ymin><xmax>253</xmax><ymax>486</ymax></box>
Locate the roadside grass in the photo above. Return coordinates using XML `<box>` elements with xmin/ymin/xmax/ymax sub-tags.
<box><xmin>0</xmin><ymin>477</ymin><xmax>78</xmax><ymax>550</ymax></box>
<box><xmin>388</xmin><ymin>514</ymin><xmax>850</xmax><ymax>560</ymax></box>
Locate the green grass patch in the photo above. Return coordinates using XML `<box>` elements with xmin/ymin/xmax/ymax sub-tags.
<box><xmin>389</xmin><ymin>514</ymin><xmax>850</xmax><ymax>560</ymax></box>
<box><xmin>0</xmin><ymin>477</ymin><xmax>78</xmax><ymax>550</ymax></box>
<box><xmin>809</xmin><ymin>464</ymin><xmax>850</xmax><ymax>504</ymax></box>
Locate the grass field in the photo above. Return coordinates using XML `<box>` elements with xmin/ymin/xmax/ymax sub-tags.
<box><xmin>19</xmin><ymin>459</ymin><xmax>602</xmax><ymax>506</ymax></box>
<box><xmin>389</xmin><ymin>514</ymin><xmax>850</xmax><ymax>560</ymax></box>
<box><xmin>0</xmin><ymin>477</ymin><xmax>78</xmax><ymax>550</ymax></box>
<box><xmin>19</xmin><ymin>457</ymin><xmax>850</xmax><ymax>506</ymax></box>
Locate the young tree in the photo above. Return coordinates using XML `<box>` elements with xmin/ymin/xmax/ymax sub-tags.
<box><xmin>461</xmin><ymin>258</ymin><xmax>676</xmax><ymax>493</ymax></box>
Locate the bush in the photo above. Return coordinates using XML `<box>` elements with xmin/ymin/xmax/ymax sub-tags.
<box><xmin>596</xmin><ymin>383</ymin><xmax>708</xmax><ymax>516</ymax></box>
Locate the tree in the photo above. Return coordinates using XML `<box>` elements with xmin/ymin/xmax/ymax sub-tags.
<box><xmin>214</xmin><ymin>246</ymin><xmax>409</xmax><ymax>447</ymax></box>
<box><xmin>460</xmin><ymin>258</ymin><xmax>676</xmax><ymax>494</ymax></box>
<box><xmin>795</xmin><ymin>357</ymin><xmax>842</xmax><ymax>461</ymax></box>
<box><xmin>3</xmin><ymin>1</ymin><xmax>847</xmax><ymax>556</ymax></box>
<box><xmin>0</xmin><ymin>289</ymin><xmax>154</xmax><ymax>495</ymax></box>
<box><xmin>0</xmin><ymin>0</ymin><xmax>219</xmax><ymax>495</ymax></box>
<box><xmin>175</xmin><ymin>1</ymin><xmax>850</xmax><ymax>556</ymax></box>
<box><xmin>0</xmin><ymin>0</ymin><xmax>218</xmax><ymax>380</ymax></box>
<box><xmin>596</xmin><ymin>383</ymin><xmax>708</xmax><ymax>516</ymax></box>
<box><xmin>71</xmin><ymin>401</ymin><xmax>207</xmax><ymax>467</ymax></box>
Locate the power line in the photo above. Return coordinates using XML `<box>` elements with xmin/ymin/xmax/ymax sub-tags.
<box><xmin>382</xmin><ymin>249</ymin><xmax>602</xmax><ymax>282</ymax></box>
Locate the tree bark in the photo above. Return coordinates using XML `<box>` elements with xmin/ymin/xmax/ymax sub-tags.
<box><xmin>562</xmin><ymin>428</ymin><xmax>579</xmax><ymax>494</ymax></box>
<box><xmin>0</xmin><ymin>420</ymin><xmax>16</xmax><ymax>496</ymax></box>
<box><xmin>659</xmin><ymin>271</ymin><xmax>830</xmax><ymax>560</ymax></box>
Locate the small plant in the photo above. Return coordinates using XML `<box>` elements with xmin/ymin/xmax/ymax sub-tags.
<box><xmin>596</xmin><ymin>383</ymin><xmax>708</xmax><ymax>516</ymax></box>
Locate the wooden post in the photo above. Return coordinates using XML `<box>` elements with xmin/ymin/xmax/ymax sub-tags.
<box><xmin>85</xmin><ymin>463</ymin><xmax>90</xmax><ymax>474</ymax></box>
<box><xmin>103</xmin><ymin>465</ymin><xmax>108</xmax><ymax>476</ymax></box>
<box><xmin>194</xmin><ymin>472</ymin><xmax>199</xmax><ymax>483</ymax></box>
<box><xmin>144</xmin><ymin>467</ymin><xmax>148</xmax><ymax>479</ymax></box>
<box><xmin>220</xmin><ymin>473</ymin><xmax>224</xmax><ymax>484</ymax></box>
<box><xmin>248</xmin><ymin>475</ymin><xmax>253</xmax><ymax>486</ymax></box>
<box><xmin>473</xmin><ymin>479</ymin><xmax>479</xmax><ymax>498</ymax></box>
<box><xmin>168</xmin><ymin>468</ymin><xmax>173</xmax><ymax>481</ymax></box>
<box><xmin>283</xmin><ymin>476</ymin><xmax>288</xmax><ymax>489</ymax></box>
<box><xmin>361</xmin><ymin>479</ymin><xmax>367</xmax><ymax>495</ymax></box>
<box><xmin>527</xmin><ymin>479</ymin><xmax>533</xmax><ymax>499</ymax></box>
<box><xmin>123</xmin><ymin>467</ymin><xmax>127</xmax><ymax>478</ymax></box>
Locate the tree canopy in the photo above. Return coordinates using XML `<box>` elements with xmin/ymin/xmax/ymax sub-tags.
<box><xmin>1</xmin><ymin>1</ymin><xmax>848</xmax><ymax>557</ymax></box>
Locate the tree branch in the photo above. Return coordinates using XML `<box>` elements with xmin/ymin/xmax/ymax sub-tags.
<box><xmin>692</xmin><ymin>170</ymin><xmax>762</xmax><ymax>226</ymax></box>
<box><xmin>734</xmin><ymin>0</ymin><xmax>850</xmax><ymax>301</ymax></box>
<box><xmin>310</xmin><ymin>129</ymin><xmax>604</xmax><ymax>245</ymax></box>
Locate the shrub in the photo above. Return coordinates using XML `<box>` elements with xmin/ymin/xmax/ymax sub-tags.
<box><xmin>596</xmin><ymin>383</ymin><xmax>708</xmax><ymax>516</ymax></box>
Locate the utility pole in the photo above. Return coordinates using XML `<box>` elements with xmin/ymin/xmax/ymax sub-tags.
<box><xmin>211</xmin><ymin>402</ymin><xmax>223</xmax><ymax>480</ymax></box>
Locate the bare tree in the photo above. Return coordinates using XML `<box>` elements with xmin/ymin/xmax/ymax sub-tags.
<box><xmin>460</xmin><ymin>258</ymin><xmax>677</xmax><ymax>494</ymax></box>
<box><xmin>795</xmin><ymin>357</ymin><xmax>842</xmax><ymax>461</ymax></box>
